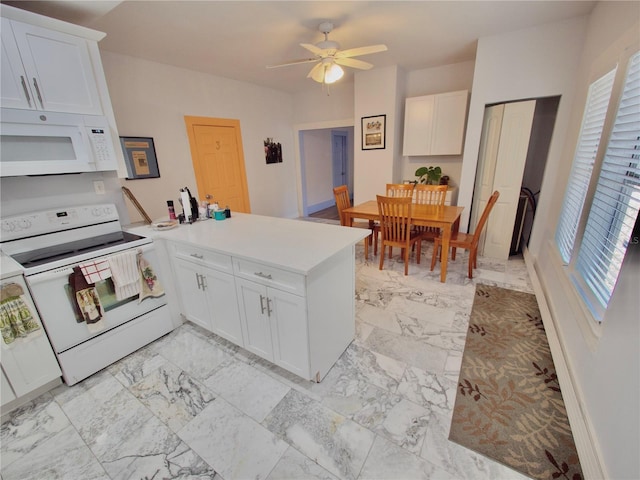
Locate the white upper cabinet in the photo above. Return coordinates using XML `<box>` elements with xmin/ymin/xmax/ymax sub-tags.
<box><xmin>403</xmin><ymin>90</ymin><xmax>469</xmax><ymax>156</ymax></box>
<box><xmin>1</xmin><ymin>18</ymin><xmax>102</xmax><ymax>115</ymax></box>
<box><xmin>1</xmin><ymin>18</ymin><xmax>33</xmax><ymax>110</ymax></box>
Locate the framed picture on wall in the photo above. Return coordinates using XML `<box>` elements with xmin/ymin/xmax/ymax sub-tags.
<box><xmin>361</xmin><ymin>114</ymin><xmax>386</xmax><ymax>150</ymax></box>
<box><xmin>119</xmin><ymin>136</ymin><xmax>160</xmax><ymax>179</ymax></box>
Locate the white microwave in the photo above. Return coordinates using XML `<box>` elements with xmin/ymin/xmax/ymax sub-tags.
<box><xmin>0</xmin><ymin>108</ymin><xmax>118</xmax><ymax>177</ymax></box>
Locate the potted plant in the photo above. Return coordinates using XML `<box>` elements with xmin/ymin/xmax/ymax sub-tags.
<box><xmin>415</xmin><ymin>166</ymin><xmax>442</xmax><ymax>185</ymax></box>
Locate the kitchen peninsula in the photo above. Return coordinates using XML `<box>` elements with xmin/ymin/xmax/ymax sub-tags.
<box><xmin>132</xmin><ymin>214</ymin><xmax>369</xmax><ymax>382</ymax></box>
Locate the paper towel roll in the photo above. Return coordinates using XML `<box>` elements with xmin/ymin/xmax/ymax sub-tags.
<box><xmin>180</xmin><ymin>190</ymin><xmax>192</xmax><ymax>220</ymax></box>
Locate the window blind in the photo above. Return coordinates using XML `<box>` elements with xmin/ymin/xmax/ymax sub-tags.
<box><xmin>575</xmin><ymin>51</ymin><xmax>640</xmax><ymax>316</ymax></box>
<box><xmin>556</xmin><ymin>68</ymin><xmax>617</xmax><ymax>263</ymax></box>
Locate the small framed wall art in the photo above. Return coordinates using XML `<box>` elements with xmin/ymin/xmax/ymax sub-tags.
<box><xmin>264</xmin><ymin>138</ymin><xmax>283</xmax><ymax>164</ymax></box>
<box><xmin>361</xmin><ymin>114</ymin><xmax>386</xmax><ymax>150</ymax></box>
<box><xmin>120</xmin><ymin>136</ymin><xmax>160</xmax><ymax>179</ymax></box>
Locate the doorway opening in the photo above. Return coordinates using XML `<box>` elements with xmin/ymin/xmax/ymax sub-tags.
<box><xmin>298</xmin><ymin>125</ymin><xmax>354</xmax><ymax>219</ymax></box>
<box><xmin>470</xmin><ymin>96</ymin><xmax>560</xmax><ymax>260</ymax></box>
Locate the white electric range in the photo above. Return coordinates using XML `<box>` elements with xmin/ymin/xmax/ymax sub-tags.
<box><xmin>0</xmin><ymin>204</ymin><xmax>173</xmax><ymax>385</ymax></box>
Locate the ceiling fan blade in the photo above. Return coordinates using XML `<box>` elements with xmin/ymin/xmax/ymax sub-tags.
<box><xmin>336</xmin><ymin>44</ymin><xmax>388</xmax><ymax>58</ymax></box>
<box><xmin>266</xmin><ymin>58</ymin><xmax>318</xmax><ymax>69</ymax></box>
<box><xmin>300</xmin><ymin>43</ymin><xmax>324</xmax><ymax>55</ymax></box>
<box><xmin>335</xmin><ymin>57</ymin><xmax>373</xmax><ymax>70</ymax></box>
<box><xmin>307</xmin><ymin>63</ymin><xmax>325</xmax><ymax>82</ymax></box>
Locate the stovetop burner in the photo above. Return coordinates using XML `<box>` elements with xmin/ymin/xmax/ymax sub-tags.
<box><xmin>11</xmin><ymin>231</ymin><xmax>146</xmax><ymax>269</ymax></box>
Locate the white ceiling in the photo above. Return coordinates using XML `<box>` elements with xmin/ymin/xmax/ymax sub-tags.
<box><xmin>3</xmin><ymin>0</ymin><xmax>597</xmax><ymax>93</ymax></box>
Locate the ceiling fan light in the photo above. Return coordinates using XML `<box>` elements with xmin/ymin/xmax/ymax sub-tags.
<box><xmin>324</xmin><ymin>63</ymin><xmax>344</xmax><ymax>84</ymax></box>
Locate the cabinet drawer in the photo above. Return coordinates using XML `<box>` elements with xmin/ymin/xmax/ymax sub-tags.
<box><xmin>233</xmin><ymin>258</ymin><xmax>305</xmax><ymax>296</ymax></box>
<box><xmin>172</xmin><ymin>242</ymin><xmax>233</xmax><ymax>273</ymax></box>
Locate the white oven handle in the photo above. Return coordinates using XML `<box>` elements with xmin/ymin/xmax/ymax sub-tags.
<box><xmin>27</xmin><ymin>244</ymin><xmax>155</xmax><ymax>285</ymax></box>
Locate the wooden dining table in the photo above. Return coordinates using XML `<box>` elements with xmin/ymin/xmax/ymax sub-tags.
<box><xmin>342</xmin><ymin>201</ymin><xmax>464</xmax><ymax>282</ymax></box>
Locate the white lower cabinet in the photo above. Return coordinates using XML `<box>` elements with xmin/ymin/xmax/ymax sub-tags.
<box><xmin>174</xmin><ymin>259</ymin><xmax>211</xmax><ymax>331</ymax></box>
<box><xmin>1</xmin><ymin>274</ymin><xmax>61</xmax><ymax>407</ymax></box>
<box><xmin>235</xmin><ymin>278</ymin><xmax>309</xmax><ymax>378</ymax></box>
<box><xmin>1</xmin><ymin>367</ymin><xmax>17</xmax><ymax>405</ymax></box>
<box><xmin>172</xmin><ymin>244</ymin><xmax>243</xmax><ymax>345</ymax></box>
<box><xmin>170</xmin><ymin>239</ymin><xmax>356</xmax><ymax>382</ymax></box>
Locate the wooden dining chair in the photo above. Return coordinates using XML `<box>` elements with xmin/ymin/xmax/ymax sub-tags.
<box><xmin>386</xmin><ymin>183</ymin><xmax>415</xmax><ymax>198</ymax></box>
<box><xmin>430</xmin><ymin>190</ymin><xmax>500</xmax><ymax>278</ymax></box>
<box><xmin>334</xmin><ymin>185</ymin><xmax>378</xmax><ymax>259</ymax></box>
<box><xmin>414</xmin><ymin>184</ymin><xmax>448</xmax><ymax>246</ymax></box>
<box><xmin>377</xmin><ymin>195</ymin><xmax>422</xmax><ymax>275</ymax></box>
<box><xmin>414</xmin><ymin>184</ymin><xmax>447</xmax><ymax>205</ymax></box>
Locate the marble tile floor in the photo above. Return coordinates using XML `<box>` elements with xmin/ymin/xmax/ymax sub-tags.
<box><xmin>1</xmin><ymin>242</ymin><xmax>535</xmax><ymax>480</ymax></box>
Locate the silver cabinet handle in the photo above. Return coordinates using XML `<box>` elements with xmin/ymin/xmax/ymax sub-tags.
<box><xmin>20</xmin><ymin>76</ymin><xmax>32</xmax><ymax>108</ymax></box>
<box><xmin>266</xmin><ymin>297</ymin><xmax>273</xmax><ymax>317</ymax></box>
<box><xmin>254</xmin><ymin>271</ymin><xmax>273</xmax><ymax>280</ymax></box>
<box><xmin>259</xmin><ymin>294</ymin><xmax>267</xmax><ymax>314</ymax></box>
<box><xmin>190</xmin><ymin>253</ymin><xmax>204</xmax><ymax>259</ymax></box>
<box><xmin>32</xmin><ymin>78</ymin><xmax>44</xmax><ymax>109</ymax></box>
<box><xmin>201</xmin><ymin>274</ymin><xmax>207</xmax><ymax>291</ymax></box>
<box><xmin>195</xmin><ymin>273</ymin><xmax>203</xmax><ymax>290</ymax></box>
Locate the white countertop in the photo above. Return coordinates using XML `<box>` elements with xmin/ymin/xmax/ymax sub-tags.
<box><xmin>0</xmin><ymin>252</ymin><xmax>24</xmax><ymax>280</ymax></box>
<box><xmin>126</xmin><ymin>213</ymin><xmax>369</xmax><ymax>275</ymax></box>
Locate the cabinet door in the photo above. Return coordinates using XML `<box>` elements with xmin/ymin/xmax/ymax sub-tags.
<box><xmin>268</xmin><ymin>288</ymin><xmax>309</xmax><ymax>379</ymax></box>
<box><xmin>202</xmin><ymin>268</ymin><xmax>243</xmax><ymax>345</ymax></box>
<box><xmin>173</xmin><ymin>259</ymin><xmax>212</xmax><ymax>331</ymax></box>
<box><xmin>431</xmin><ymin>90</ymin><xmax>469</xmax><ymax>155</ymax></box>
<box><xmin>402</xmin><ymin>95</ymin><xmax>434</xmax><ymax>156</ymax></box>
<box><xmin>236</xmin><ymin>279</ymin><xmax>273</xmax><ymax>360</ymax></box>
<box><xmin>10</xmin><ymin>20</ymin><xmax>102</xmax><ymax>115</ymax></box>
<box><xmin>0</xmin><ymin>275</ymin><xmax>61</xmax><ymax>397</ymax></box>
<box><xmin>1</xmin><ymin>367</ymin><xmax>17</xmax><ymax>406</ymax></box>
<box><xmin>1</xmin><ymin>18</ymin><xmax>35</xmax><ymax>109</ymax></box>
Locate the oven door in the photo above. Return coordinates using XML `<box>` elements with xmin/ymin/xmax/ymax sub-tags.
<box><xmin>25</xmin><ymin>244</ymin><xmax>167</xmax><ymax>354</ymax></box>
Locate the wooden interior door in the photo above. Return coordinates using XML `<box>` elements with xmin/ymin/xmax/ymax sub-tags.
<box><xmin>184</xmin><ymin>116</ymin><xmax>251</xmax><ymax>213</ymax></box>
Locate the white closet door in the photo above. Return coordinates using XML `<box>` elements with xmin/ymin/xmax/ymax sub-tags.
<box><xmin>483</xmin><ymin>100</ymin><xmax>536</xmax><ymax>260</ymax></box>
<box><xmin>471</xmin><ymin>104</ymin><xmax>504</xmax><ymax>254</ymax></box>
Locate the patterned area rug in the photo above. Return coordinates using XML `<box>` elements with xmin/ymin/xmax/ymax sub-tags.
<box><xmin>449</xmin><ymin>284</ymin><xmax>583</xmax><ymax>480</ymax></box>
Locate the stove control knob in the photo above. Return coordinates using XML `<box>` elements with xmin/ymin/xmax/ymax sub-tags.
<box><xmin>1</xmin><ymin>221</ymin><xmax>15</xmax><ymax>232</ymax></box>
<box><xmin>17</xmin><ymin>219</ymin><xmax>31</xmax><ymax>230</ymax></box>
<box><xmin>91</xmin><ymin>207</ymin><xmax>102</xmax><ymax>217</ymax></box>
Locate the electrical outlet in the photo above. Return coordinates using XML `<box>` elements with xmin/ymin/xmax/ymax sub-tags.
<box><xmin>93</xmin><ymin>180</ymin><xmax>106</xmax><ymax>195</ymax></box>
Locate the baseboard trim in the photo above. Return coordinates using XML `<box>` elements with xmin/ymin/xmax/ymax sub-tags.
<box><xmin>523</xmin><ymin>247</ymin><xmax>606</xmax><ymax>480</ymax></box>
<box><xmin>1</xmin><ymin>377</ymin><xmax>62</xmax><ymax>421</ymax></box>
<box><xmin>307</xmin><ymin>199</ymin><xmax>335</xmax><ymax>214</ymax></box>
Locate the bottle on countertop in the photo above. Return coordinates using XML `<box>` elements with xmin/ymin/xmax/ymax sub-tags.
<box><xmin>208</xmin><ymin>202</ymin><xmax>217</xmax><ymax>218</ymax></box>
<box><xmin>224</xmin><ymin>205</ymin><xmax>231</xmax><ymax>218</ymax></box>
<box><xmin>199</xmin><ymin>201</ymin><xmax>208</xmax><ymax>220</ymax></box>
<box><xmin>167</xmin><ymin>200</ymin><xmax>176</xmax><ymax>220</ymax></box>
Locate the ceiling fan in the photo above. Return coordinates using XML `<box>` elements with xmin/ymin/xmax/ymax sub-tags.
<box><xmin>266</xmin><ymin>22</ymin><xmax>388</xmax><ymax>85</ymax></box>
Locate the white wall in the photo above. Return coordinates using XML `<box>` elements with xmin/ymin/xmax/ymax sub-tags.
<box><xmin>101</xmin><ymin>52</ymin><xmax>299</xmax><ymax>221</ymax></box>
<box><xmin>530</xmin><ymin>3</ymin><xmax>640</xmax><ymax>478</ymax></box>
<box><xmin>353</xmin><ymin>66</ymin><xmax>404</xmax><ymax>205</ymax></box>
<box><xmin>459</xmin><ymin>17</ymin><xmax>588</xmax><ymax>233</ymax></box>
<box><xmin>0</xmin><ymin>171</ymin><xmax>130</xmax><ymax>222</ymax></box>
<box><xmin>292</xmin><ymin>81</ymin><xmax>355</xmax><ymax>124</ymax></box>
<box><xmin>301</xmin><ymin>129</ymin><xmax>333</xmax><ymax>210</ymax></box>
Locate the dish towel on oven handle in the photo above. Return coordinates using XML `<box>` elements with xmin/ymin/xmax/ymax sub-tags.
<box><xmin>108</xmin><ymin>250</ymin><xmax>141</xmax><ymax>300</ymax></box>
<box><xmin>78</xmin><ymin>258</ymin><xmax>112</xmax><ymax>284</ymax></box>
<box><xmin>68</xmin><ymin>267</ymin><xmax>105</xmax><ymax>333</ymax></box>
<box><xmin>0</xmin><ymin>282</ymin><xmax>41</xmax><ymax>345</ymax></box>
<box><xmin>138</xmin><ymin>254</ymin><xmax>165</xmax><ymax>303</ymax></box>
